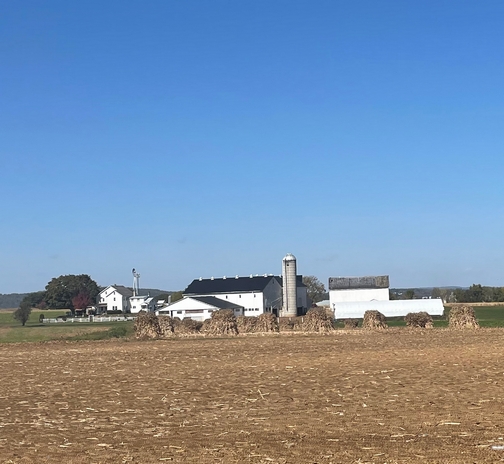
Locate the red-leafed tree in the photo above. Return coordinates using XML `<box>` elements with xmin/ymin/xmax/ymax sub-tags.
<box><xmin>72</xmin><ymin>292</ymin><xmax>91</xmax><ymax>311</ymax></box>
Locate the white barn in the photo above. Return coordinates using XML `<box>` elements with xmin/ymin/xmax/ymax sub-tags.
<box><xmin>183</xmin><ymin>274</ymin><xmax>309</xmax><ymax>317</ymax></box>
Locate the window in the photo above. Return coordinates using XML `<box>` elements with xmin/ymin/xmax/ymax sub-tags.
<box><xmin>114</xmin><ymin>297</ymin><xmax>116</xmax><ymax>301</ymax></box>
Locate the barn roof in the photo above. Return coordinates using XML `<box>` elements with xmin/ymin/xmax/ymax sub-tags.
<box><xmin>184</xmin><ymin>275</ymin><xmax>305</xmax><ymax>295</ymax></box>
<box><xmin>184</xmin><ymin>276</ymin><xmax>276</xmax><ymax>294</ymax></box>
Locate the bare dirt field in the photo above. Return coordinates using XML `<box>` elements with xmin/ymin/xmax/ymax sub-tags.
<box><xmin>2</xmin><ymin>329</ymin><xmax>504</xmax><ymax>463</ymax></box>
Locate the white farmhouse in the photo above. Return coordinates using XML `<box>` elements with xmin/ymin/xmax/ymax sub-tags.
<box><xmin>96</xmin><ymin>285</ymin><xmax>133</xmax><ymax>314</ymax></box>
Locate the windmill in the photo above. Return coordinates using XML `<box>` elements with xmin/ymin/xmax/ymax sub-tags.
<box><xmin>132</xmin><ymin>268</ymin><xmax>140</xmax><ymax>296</ymax></box>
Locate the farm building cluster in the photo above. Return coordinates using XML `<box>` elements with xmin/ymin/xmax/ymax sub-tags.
<box><xmin>92</xmin><ymin>253</ymin><xmax>443</xmax><ymax>321</ymax></box>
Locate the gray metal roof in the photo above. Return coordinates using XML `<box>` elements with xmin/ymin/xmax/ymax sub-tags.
<box><xmin>329</xmin><ymin>275</ymin><xmax>389</xmax><ymax>290</ymax></box>
<box><xmin>184</xmin><ymin>275</ymin><xmax>306</xmax><ymax>296</ymax></box>
<box><xmin>192</xmin><ymin>296</ymin><xmax>243</xmax><ymax>310</ymax></box>
<box><xmin>110</xmin><ymin>285</ymin><xmax>134</xmax><ymax>297</ymax></box>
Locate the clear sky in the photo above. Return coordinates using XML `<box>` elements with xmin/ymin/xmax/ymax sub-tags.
<box><xmin>2</xmin><ymin>1</ymin><xmax>504</xmax><ymax>293</ymax></box>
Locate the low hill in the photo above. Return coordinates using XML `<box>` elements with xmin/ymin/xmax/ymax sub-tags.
<box><xmin>390</xmin><ymin>287</ymin><xmax>464</xmax><ymax>299</ymax></box>
<box><xmin>0</xmin><ymin>293</ymin><xmax>28</xmax><ymax>309</ymax></box>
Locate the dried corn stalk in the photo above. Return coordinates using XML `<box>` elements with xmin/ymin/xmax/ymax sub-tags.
<box><xmin>362</xmin><ymin>310</ymin><xmax>387</xmax><ymax>330</ymax></box>
<box><xmin>448</xmin><ymin>305</ymin><xmax>479</xmax><ymax>329</ymax></box>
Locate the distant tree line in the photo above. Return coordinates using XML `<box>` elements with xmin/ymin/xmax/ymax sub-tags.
<box><xmin>391</xmin><ymin>285</ymin><xmax>504</xmax><ymax>303</ymax></box>
<box><xmin>0</xmin><ymin>293</ymin><xmax>28</xmax><ymax>309</ymax></box>
<box><xmin>442</xmin><ymin>284</ymin><xmax>504</xmax><ymax>303</ymax></box>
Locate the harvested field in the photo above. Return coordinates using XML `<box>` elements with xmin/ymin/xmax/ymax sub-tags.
<box><xmin>2</xmin><ymin>330</ymin><xmax>504</xmax><ymax>463</ymax></box>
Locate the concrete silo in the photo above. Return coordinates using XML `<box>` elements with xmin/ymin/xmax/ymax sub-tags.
<box><xmin>282</xmin><ymin>253</ymin><xmax>298</xmax><ymax>317</ymax></box>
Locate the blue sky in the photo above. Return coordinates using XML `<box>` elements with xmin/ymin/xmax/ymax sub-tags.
<box><xmin>2</xmin><ymin>1</ymin><xmax>504</xmax><ymax>293</ymax></box>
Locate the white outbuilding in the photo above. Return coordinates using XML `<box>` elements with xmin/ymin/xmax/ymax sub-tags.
<box><xmin>157</xmin><ymin>296</ymin><xmax>244</xmax><ymax>321</ymax></box>
<box><xmin>329</xmin><ymin>276</ymin><xmax>390</xmax><ymax>305</ymax></box>
<box><xmin>332</xmin><ymin>298</ymin><xmax>445</xmax><ymax>320</ymax></box>
<box><xmin>328</xmin><ymin>275</ymin><xmax>445</xmax><ymax>319</ymax></box>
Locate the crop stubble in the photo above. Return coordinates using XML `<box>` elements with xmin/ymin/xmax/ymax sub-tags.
<box><xmin>1</xmin><ymin>329</ymin><xmax>504</xmax><ymax>463</ymax></box>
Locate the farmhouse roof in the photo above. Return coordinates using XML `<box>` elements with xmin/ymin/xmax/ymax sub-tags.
<box><xmin>111</xmin><ymin>285</ymin><xmax>134</xmax><ymax>297</ymax></box>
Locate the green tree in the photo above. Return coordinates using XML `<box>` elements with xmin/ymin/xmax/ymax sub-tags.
<box><xmin>454</xmin><ymin>288</ymin><xmax>467</xmax><ymax>303</ymax></box>
<box><xmin>44</xmin><ymin>274</ymin><xmax>100</xmax><ymax>312</ymax></box>
<box><xmin>466</xmin><ymin>284</ymin><xmax>484</xmax><ymax>303</ymax></box>
<box><xmin>432</xmin><ymin>288</ymin><xmax>452</xmax><ymax>303</ymax></box>
<box><xmin>302</xmin><ymin>276</ymin><xmax>326</xmax><ymax>303</ymax></box>
<box><xmin>404</xmin><ymin>289</ymin><xmax>415</xmax><ymax>300</ymax></box>
<box><xmin>170</xmin><ymin>291</ymin><xmax>183</xmax><ymax>303</ymax></box>
<box><xmin>431</xmin><ymin>287</ymin><xmax>442</xmax><ymax>299</ymax></box>
<box><xmin>155</xmin><ymin>291</ymin><xmax>183</xmax><ymax>304</ymax></box>
<box><xmin>20</xmin><ymin>291</ymin><xmax>46</xmax><ymax>309</ymax></box>
<box><xmin>13</xmin><ymin>301</ymin><xmax>32</xmax><ymax>326</ymax></box>
<box><xmin>492</xmin><ymin>287</ymin><xmax>504</xmax><ymax>302</ymax></box>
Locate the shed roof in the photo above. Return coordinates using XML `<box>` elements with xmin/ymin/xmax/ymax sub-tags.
<box><xmin>192</xmin><ymin>296</ymin><xmax>243</xmax><ymax>310</ymax></box>
<box><xmin>329</xmin><ymin>275</ymin><xmax>389</xmax><ymax>290</ymax></box>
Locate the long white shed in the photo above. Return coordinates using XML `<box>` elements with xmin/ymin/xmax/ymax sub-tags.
<box><xmin>332</xmin><ymin>299</ymin><xmax>445</xmax><ymax>320</ymax></box>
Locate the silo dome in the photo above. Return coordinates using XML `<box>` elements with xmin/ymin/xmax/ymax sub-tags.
<box><xmin>283</xmin><ymin>253</ymin><xmax>296</xmax><ymax>262</ymax></box>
